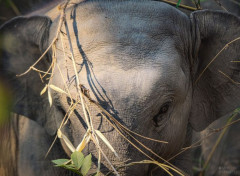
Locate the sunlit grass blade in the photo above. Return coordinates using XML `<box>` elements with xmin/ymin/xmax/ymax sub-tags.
<box><xmin>91</xmin><ymin>136</ymin><xmax>120</xmax><ymax>176</ymax></box>
<box><xmin>57</xmin><ymin>129</ymin><xmax>76</xmax><ymax>152</ymax></box>
<box><xmin>40</xmin><ymin>84</ymin><xmax>48</xmax><ymax>95</ymax></box>
<box><xmin>127</xmin><ymin>160</ymin><xmax>184</xmax><ymax>176</ymax></box>
<box><xmin>95</xmin><ymin>130</ymin><xmax>119</xmax><ymax>158</ymax></box>
<box><xmin>76</xmin><ymin>131</ymin><xmax>91</xmax><ymax>152</ymax></box>
<box><xmin>49</xmin><ymin>84</ymin><xmax>68</xmax><ymax>94</ymax></box>
<box><xmin>91</xmin><ymin>100</ymin><xmax>167</xmax><ymax>144</ymax></box>
<box><xmin>48</xmin><ymin>88</ymin><xmax>52</xmax><ymax>106</ymax></box>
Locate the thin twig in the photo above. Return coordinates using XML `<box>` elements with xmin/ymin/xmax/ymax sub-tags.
<box><xmin>17</xmin><ymin>0</ymin><xmax>71</xmax><ymax>77</ymax></box>
<box><xmin>91</xmin><ymin>135</ymin><xmax>120</xmax><ymax>176</ymax></box>
<box><xmin>45</xmin><ymin>101</ymin><xmax>75</xmax><ymax>158</ymax></box>
<box><xmin>229</xmin><ymin>0</ymin><xmax>240</xmax><ymax>6</ymax></box>
<box><xmin>213</xmin><ymin>0</ymin><xmax>228</xmax><ymax>11</ymax></box>
<box><xmin>219</xmin><ymin>70</ymin><xmax>240</xmax><ymax>85</ymax></box>
<box><xmin>95</xmin><ymin>105</ymin><xmax>174</xmax><ymax>167</ymax></box>
<box><xmin>194</xmin><ymin>37</ymin><xmax>240</xmax><ymax>85</ymax></box>
<box><xmin>7</xmin><ymin>0</ymin><xmax>21</xmax><ymax>15</ymax></box>
<box><xmin>155</xmin><ymin>0</ymin><xmax>198</xmax><ymax>11</ymax></box>
<box><xmin>63</xmin><ymin>17</ymin><xmax>91</xmax><ymax>128</ymax></box>
<box><xmin>31</xmin><ymin>67</ymin><xmax>51</xmax><ymax>75</ymax></box>
<box><xmin>199</xmin><ymin>112</ymin><xmax>237</xmax><ymax>175</ymax></box>
<box><xmin>195</xmin><ymin>0</ymin><xmax>201</xmax><ymax>10</ymax></box>
<box><xmin>89</xmin><ymin>102</ymin><xmax>182</xmax><ymax>174</ymax></box>
<box><xmin>45</xmin><ymin>134</ymin><xmax>58</xmax><ymax>158</ymax></box>
<box><xmin>77</xmin><ymin>86</ymin><xmax>182</xmax><ymax>172</ymax></box>
<box><xmin>56</xmin><ymin>62</ymin><xmax>73</xmax><ymax>101</ymax></box>
<box><xmin>83</xmin><ymin>94</ymin><xmax>168</xmax><ymax>144</ymax></box>
<box><xmin>168</xmin><ymin>111</ymin><xmax>240</xmax><ymax>162</ymax></box>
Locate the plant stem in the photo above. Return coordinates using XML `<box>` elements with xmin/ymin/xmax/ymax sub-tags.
<box><xmin>199</xmin><ymin>112</ymin><xmax>238</xmax><ymax>175</ymax></box>
<box><xmin>154</xmin><ymin>0</ymin><xmax>198</xmax><ymax>11</ymax></box>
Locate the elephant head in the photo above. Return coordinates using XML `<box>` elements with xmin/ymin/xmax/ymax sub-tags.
<box><xmin>1</xmin><ymin>1</ymin><xmax>240</xmax><ymax>175</ymax></box>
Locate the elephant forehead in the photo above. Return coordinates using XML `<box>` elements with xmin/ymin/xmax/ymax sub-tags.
<box><xmin>89</xmin><ymin>63</ymin><xmax>186</xmax><ymax>100</ymax></box>
<box><xmin>52</xmin><ymin>1</ymin><xmax>190</xmax><ymax>101</ymax></box>
<box><xmin>74</xmin><ymin>1</ymin><xmax>187</xmax><ymax>45</ymax></box>
<box><xmin>56</xmin><ymin>54</ymin><xmax>187</xmax><ymax>106</ymax></box>
<box><xmin>54</xmin><ymin>0</ymin><xmax>190</xmax><ymax>66</ymax></box>
<box><xmin>72</xmin><ymin>0</ymin><xmax>184</xmax><ymax>30</ymax></box>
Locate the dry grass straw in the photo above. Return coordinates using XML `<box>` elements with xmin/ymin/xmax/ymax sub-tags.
<box><xmin>198</xmin><ymin>111</ymin><xmax>238</xmax><ymax>175</ymax></box>
<box><xmin>194</xmin><ymin>36</ymin><xmax>240</xmax><ymax>85</ymax></box>
<box><xmin>158</xmin><ymin>0</ymin><xmax>198</xmax><ymax>10</ymax></box>
<box><xmin>15</xmin><ymin>0</ymin><xmax>240</xmax><ymax>175</ymax></box>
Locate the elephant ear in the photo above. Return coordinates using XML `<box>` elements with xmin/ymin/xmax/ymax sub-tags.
<box><xmin>190</xmin><ymin>10</ymin><xmax>240</xmax><ymax>131</ymax></box>
<box><xmin>0</xmin><ymin>16</ymin><xmax>57</xmax><ymax>135</ymax></box>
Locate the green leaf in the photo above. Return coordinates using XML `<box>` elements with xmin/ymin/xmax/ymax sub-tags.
<box><xmin>71</xmin><ymin>151</ymin><xmax>84</xmax><ymax>170</ymax></box>
<box><xmin>52</xmin><ymin>159</ymin><xmax>70</xmax><ymax>166</ymax></box>
<box><xmin>52</xmin><ymin>159</ymin><xmax>83</xmax><ymax>176</ymax></box>
<box><xmin>64</xmin><ymin>164</ymin><xmax>77</xmax><ymax>169</ymax></box>
<box><xmin>62</xmin><ymin>165</ymin><xmax>83</xmax><ymax>176</ymax></box>
<box><xmin>176</xmin><ymin>0</ymin><xmax>181</xmax><ymax>8</ymax></box>
<box><xmin>81</xmin><ymin>154</ymin><xmax>92</xmax><ymax>176</ymax></box>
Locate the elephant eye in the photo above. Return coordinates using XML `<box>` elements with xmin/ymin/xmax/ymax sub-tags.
<box><xmin>159</xmin><ymin>104</ymin><xmax>169</xmax><ymax>114</ymax></box>
<box><xmin>152</xmin><ymin>102</ymin><xmax>171</xmax><ymax>127</ymax></box>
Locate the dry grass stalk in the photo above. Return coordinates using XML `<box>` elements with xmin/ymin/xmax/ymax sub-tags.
<box><xmin>16</xmin><ymin>0</ymin><xmax>71</xmax><ymax>77</ymax></box>
<box><xmin>157</xmin><ymin>0</ymin><xmax>198</xmax><ymax>10</ymax></box>
<box><xmin>195</xmin><ymin>36</ymin><xmax>240</xmax><ymax>84</ymax></box>
<box><xmin>213</xmin><ymin>0</ymin><xmax>228</xmax><ymax>11</ymax></box>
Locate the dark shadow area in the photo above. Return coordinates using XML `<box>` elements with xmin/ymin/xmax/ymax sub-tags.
<box><xmin>0</xmin><ymin>0</ymin><xmax>61</xmax><ymax>25</ymax></box>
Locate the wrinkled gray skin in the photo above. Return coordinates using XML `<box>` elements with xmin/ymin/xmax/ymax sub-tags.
<box><xmin>1</xmin><ymin>0</ymin><xmax>240</xmax><ymax>176</ymax></box>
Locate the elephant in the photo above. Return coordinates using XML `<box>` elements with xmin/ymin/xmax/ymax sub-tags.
<box><xmin>1</xmin><ymin>0</ymin><xmax>240</xmax><ymax>175</ymax></box>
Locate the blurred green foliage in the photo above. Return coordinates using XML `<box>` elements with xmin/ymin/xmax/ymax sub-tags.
<box><xmin>0</xmin><ymin>82</ymin><xmax>13</xmax><ymax>126</ymax></box>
